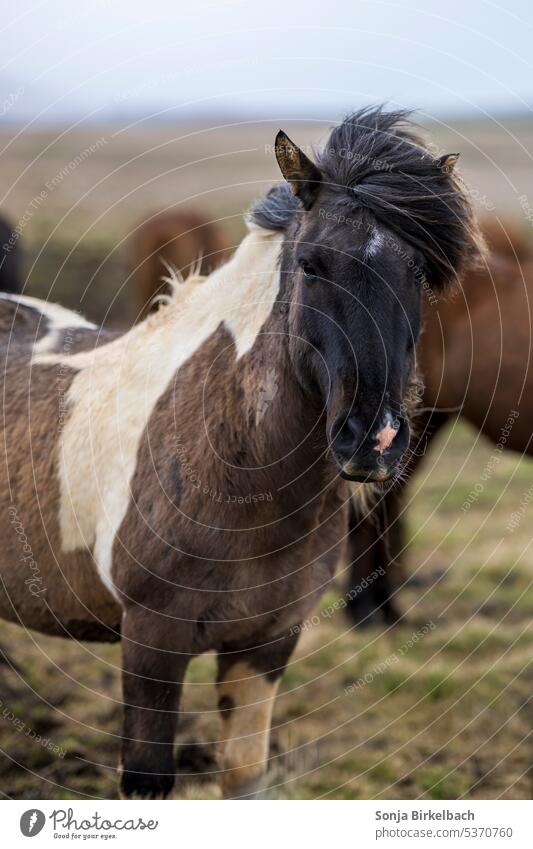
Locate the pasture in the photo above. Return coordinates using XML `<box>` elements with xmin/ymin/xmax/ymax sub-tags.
<box><xmin>0</xmin><ymin>118</ymin><xmax>533</xmax><ymax>799</ymax></box>
<box><xmin>2</xmin><ymin>421</ymin><xmax>533</xmax><ymax>799</ymax></box>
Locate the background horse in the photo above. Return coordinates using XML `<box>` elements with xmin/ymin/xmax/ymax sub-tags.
<box><xmin>0</xmin><ymin>108</ymin><xmax>481</xmax><ymax>798</ymax></box>
<box><xmin>346</xmin><ymin>218</ymin><xmax>532</xmax><ymax>625</ymax></box>
<box><xmin>0</xmin><ymin>214</ymin><xmax>22</xmax><ymax>295</ymax></box>
<box><xmin>132</xmin><ymin>209</ymin><xmax>228</xmax><ymax>320</ymax></box>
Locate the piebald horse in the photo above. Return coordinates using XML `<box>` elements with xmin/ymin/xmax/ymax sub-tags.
<box><xmin>0</xmin><ymin>108</ymin><xmax>481</xmax><ymax>799</ymax></box>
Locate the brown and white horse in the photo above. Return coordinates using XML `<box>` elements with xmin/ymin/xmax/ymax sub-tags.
<box><xmin>0</xmin><ymin>108</ymin><xmax>481</xmax><ymax>799</ymax></box>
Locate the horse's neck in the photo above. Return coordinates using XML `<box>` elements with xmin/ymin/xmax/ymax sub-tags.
<box><xmin>156</xmin><ymin>223</ymin><xmax>333</xmax><ymax>502</ymax></box>
<box><xmin>218</xmin><ymin>315</ymin><xmax>331</xmax><ymax>502</ymax></box>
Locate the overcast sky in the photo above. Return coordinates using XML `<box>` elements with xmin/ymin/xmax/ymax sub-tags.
<box><xmin>1</xmin><ymin>0</ymin><xmax>532</xmax><ymax>124</ymax></box>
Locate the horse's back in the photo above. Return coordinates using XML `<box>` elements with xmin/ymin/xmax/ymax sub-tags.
<box><xmin>0</xmin><ymin>294</ymin><xmax>48</xmax><ymax>351</ymax></box>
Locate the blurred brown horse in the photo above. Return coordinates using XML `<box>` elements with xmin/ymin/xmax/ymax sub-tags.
<box><xmin>0</xmin><ymin>214</ymin><xmax>22</xmax><ymax>294</ymax></box>
<box><xmin>132</xmin><ymin>210</ymin><xmax>228</xmax><ymax>320</ymax></box>
<box><xmin>346</xmin><ymin>219</ymin><xmax>533</xmax><ymax>625</ymax></box>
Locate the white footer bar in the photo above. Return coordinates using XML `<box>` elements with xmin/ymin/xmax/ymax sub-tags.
<box><xmin>4</xmin><ymin>799</ymin><xmax>531</xmax><ymax>848</ymax></box>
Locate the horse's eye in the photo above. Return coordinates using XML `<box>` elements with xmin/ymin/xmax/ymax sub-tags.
<box><xmin>299</xmin><ymin>259</ymin><xmax>317</xmax><ymax>280</ymax></box>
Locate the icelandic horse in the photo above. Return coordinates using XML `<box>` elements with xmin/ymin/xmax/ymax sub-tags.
<box><xmin>0</xmin><ymin>108</ymin><xmax>482</xmax><ymax>798</ymax></box>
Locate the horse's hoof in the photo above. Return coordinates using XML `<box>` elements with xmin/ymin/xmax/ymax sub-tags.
<box><xmin>345</xmin><ymin>598</ymin><xmax>403</xmax><ymax>628</ymax></box>
<box><xmin>120</xmin><ymin>769</ymin><xmax>175</xmax><ymax>800</ymax></box>
<box><xmin>345</xmin><ymin>601</ymin><xmax>381</xmax><ymax>628</ymax></box>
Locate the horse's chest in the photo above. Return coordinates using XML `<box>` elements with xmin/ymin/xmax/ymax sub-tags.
<box><xmin>113</xmin><ymin>481</ymin><xmax>349</xmax><ymax>650</ymax></box>
<box><xmin>211</xmin><ymin>505</ymin><xmax>348</xmax><ymax>644</ymax></box>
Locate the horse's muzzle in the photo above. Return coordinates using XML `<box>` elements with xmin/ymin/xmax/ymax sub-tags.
<box><xmin>330</xmin><ymin>411</ymin><xmax>410</xmax><ymax>482</ymax></box>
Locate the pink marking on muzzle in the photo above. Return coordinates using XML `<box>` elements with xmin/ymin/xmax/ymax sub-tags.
<box><xmin>374</xmin><ymin>423</ymin><xmax>398</xmax><ymax>454</ymax></box>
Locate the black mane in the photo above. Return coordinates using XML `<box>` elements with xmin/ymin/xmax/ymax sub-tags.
<box><xmin>249</xmin><ymin>180</ymin><xmax>299</xmax><ymax>232</ymax></box>
<box><xmin>249</xmin><ymin>105</ymin><xmax>482</xmax><ymax>288</ymax></box>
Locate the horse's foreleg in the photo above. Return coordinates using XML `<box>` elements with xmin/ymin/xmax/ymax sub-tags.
<box><xmin>216</xmin><ymin>633</ymin><xmax>297</xmax><ymax>798</ymax></box>
<box><xmin>119</xmin><ymin>608</ymin><xmax>192</xmax><ymax>799</ymax></box>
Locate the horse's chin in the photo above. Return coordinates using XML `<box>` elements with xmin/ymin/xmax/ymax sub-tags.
<box><xmin>336</xmin><ymin>458</ymin><xmax>404</xmax><ymax>486</ymax></box>
<box><xmin>339</xmin><ymin>470</ymin><xmax>380</xmax><ymax>483</ymax></box>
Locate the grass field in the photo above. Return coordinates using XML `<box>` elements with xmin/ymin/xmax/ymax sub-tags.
<box><xmin>1</xmin><ymin>116</ymin><xmax>533</xmax><ymax>799</ymax></box>
<box><xmin>1</xmin><ymin>420</ymin><xmax>533</xmax><ymax>800</ymax></box>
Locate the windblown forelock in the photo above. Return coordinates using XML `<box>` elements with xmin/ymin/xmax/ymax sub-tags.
<box><xmin>249</xmin><ymin>105</ymin><xmax>485</xmax><ymax>288</ymax></box>
<box><xmin>318</xmin><ymin>107</ymin><xmax>485</xmax><ymax>288</ymax></box>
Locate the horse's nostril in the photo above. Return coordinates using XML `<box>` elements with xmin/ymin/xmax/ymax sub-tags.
<box><xmin>330</xmin><ymin>414</ymin><xmax>363</xmax><ymax>452</ymax></box>
<box><xmin>345</xmin><ymin>416</ymin><xmax>361</xmax><ymax>439</ymax></box>
<box><xmin>330</xmin><ymin>410</ymin><xmax>409</xmax><ymax>480</ymax></box>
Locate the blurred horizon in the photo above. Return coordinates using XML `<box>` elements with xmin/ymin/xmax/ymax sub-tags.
<box><xmin>1</xmin><ymin>0</ymin><xmax>532</xmax><ymax>127</ymax></box>
<box><xmin>1</xmin><ymin>0</ymin><xmax>532</xmax><ymax>326</ymax></box>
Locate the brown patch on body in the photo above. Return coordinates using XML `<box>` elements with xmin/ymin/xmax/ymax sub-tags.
<box><xmin>0</xmin><ymin>295</ymin><xmax>49</xmax><ymax>345</ymax></box>
<box><xmin>111</xmin><ymin>318</ymin><xmax>348</xmax><ymax>655</ymax></box>
<box><xmin>0</xmin><ymin>300</ymin><xmax>122</xmax><ymax>640</ymax></box>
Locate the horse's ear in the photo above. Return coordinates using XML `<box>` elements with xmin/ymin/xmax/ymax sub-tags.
<box><xmin>436</xmin><ymin>153</ymin><xmax>460</xmax><ymax>174</ymax></box>
<box><xmin>274</xmin><ymin>130</ymin><xmax>322</xmax><ymax>210</ymax></box>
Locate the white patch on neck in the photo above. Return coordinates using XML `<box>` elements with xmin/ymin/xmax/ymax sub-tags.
<box><xmin>33</xmin><ymin>227</ymin><xmax>283</xmax><ymax>601</ymax></box>
<box><xmin>364</xmin><ymin>228</ymin><xmax>385</xmax><ymax>261</ymax></box>
<box><xmin>0</xmin><ymin>293</ymin><xmax>95</xmax><ymax>354</ymax></box>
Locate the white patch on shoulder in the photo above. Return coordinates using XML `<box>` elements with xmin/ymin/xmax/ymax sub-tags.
<box><xmin>34</xmin><ymin>227</ymin><xmax>283</xmax><ymax>602</ymax></box>
<box><xmin>244</xmin><ymin>216</ymin><xmax>278</xmax><ymax>235</ymax></box>
<box><xmin>364</xmin><ymin>228</ymin><xmax>385</xmax><ymax>260</ymax></box>
<box><xmin>0</xmin><ymin>292</ymin><xmax>96</xmax><ymax>353</ymax></box>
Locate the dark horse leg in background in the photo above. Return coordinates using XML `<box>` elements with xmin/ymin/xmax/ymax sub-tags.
<box><xmin>345</xmin><ymin>487</ymin><xmax>405</xmax><ymax>626</ymax></box>
<box><xmin>345</xmin><ymin>411</ymin><xmax>449</xmax><ymax>626</ymax></box>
